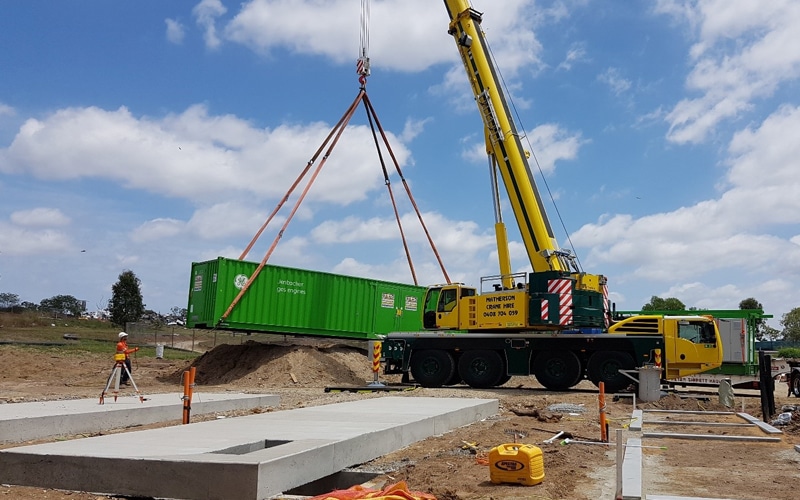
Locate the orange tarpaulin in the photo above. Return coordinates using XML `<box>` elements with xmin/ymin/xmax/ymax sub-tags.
<box><xmin>309</xmin><ymin>480</ymin><xmax>436</xmax><ymax>500</ymax></box>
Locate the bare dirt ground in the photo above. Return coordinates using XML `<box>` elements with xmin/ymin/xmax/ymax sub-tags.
<box><xmin>1</xmin><ymin>339</ymin><xmax>799</xmax><ymax>500</ymax></box>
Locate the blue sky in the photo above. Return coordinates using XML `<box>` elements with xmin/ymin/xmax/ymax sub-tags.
<box><xmin>1</xmin><ymin>0</ymin><xmax>798</xmax><ymax>329</ymax></box>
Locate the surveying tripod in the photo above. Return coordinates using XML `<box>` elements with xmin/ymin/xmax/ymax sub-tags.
<box><xmin>100</xmin><ymin>353</ymin><xmax>144</xmax><ymax>404</ymax></box>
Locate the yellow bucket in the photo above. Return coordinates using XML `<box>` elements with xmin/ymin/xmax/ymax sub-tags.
<box><xmin>488</xmin><ymin>443</ymin><xmax>544</xmax><ymax>486</ymax></box>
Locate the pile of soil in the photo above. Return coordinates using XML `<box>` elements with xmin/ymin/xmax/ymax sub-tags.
<box><xmin>164</xmin><ymin>340</ymin><xmax>373</xmax><ymax>388</ymax></box>
<box><xmin>638</xmin><ymin>393</ymin><xmax>734</xmax><ymax>412</ymax></box>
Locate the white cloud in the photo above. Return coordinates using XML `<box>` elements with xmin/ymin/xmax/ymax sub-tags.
<box><xmin>10</xmin><ymin>207</ymin><xmax>70</xmax><ymax>227</ymax></box>
<box><xmin>131</xmin><ymin>218</ymin><xmax>185</xmax><ymax>243</ymax></box>
<box><xmin>657</xmin><ymin>0</ymin><xmax>800</xmax><ymax>143</ymax></box>
<box><xmin>400</xmin><ymin>117</ymin><xmax>432</xmax><ymax>143</ymax></box>
<box><xmin>311</xmin><ymin>215</ymin><xmax>399</xmax><ymax>244</ymax></box>
<box><xmin>193</xmin><ymin>0</ymin><xmax>227</xmax><ymax>49</ymax></box>
<box><xmin>526</xmin><ymin>124</ymin><xmax>585</xmax><ymax>174</ymax></box>
<box><xmin>597</xmin><ymin>67</ymin><xmax>632</xmax><ymax>96</ymax></box>
<box><xmin>222</xmin><ymin>0</ymin><xmax>548</xmax><ymax>76</ymax></box>
<box><xmin>557</xmin><ymin>43</ymin><xmax>588</xmax><ymax>71</ymax></box>
<box><xmin>0</xmin><ymin>104</ymin><xmax>410</xmax><ymax>208</ymax></box>
<box><xmin>0</xmin><ymin>102</ymin><xmax>15</xmax><ymax>117</ymax></box>
<box><xmin>165</xmin><ymin>18</ymin><xmax>186</xmax><ymax>44</ymax></box>
<box><xmin>0</xmin><ymin>223</ymin><xmax>72</xmax><ymax>255</ymax></box>
<box><xmin>186</xmin><ymin>202</ymin><xmax>275</xmax><ymax>240</ymax></box>
<box><xmin>458</xmin><ymin>123</ymin><xmax>584</xmax><ymax>175</ymax></box>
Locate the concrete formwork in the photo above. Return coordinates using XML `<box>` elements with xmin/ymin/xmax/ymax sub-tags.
<box><xmin>0</xmin><ymin>396</ymin><xmax>498</xmax><ymax>500</ymax></box>
<box><xmin>0</xmin><ymin>392</ymin><xmax>280</xmax><ymax>443</ymax></box>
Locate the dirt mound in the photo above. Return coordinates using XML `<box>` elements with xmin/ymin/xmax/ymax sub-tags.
<box><xmin>163</xmin><ymin>340</ymin><xmax>372</xmax><ymax>388</ymax></box>
<box><xmin>638</xmin><ymin>393</ymin><xmax>733</xmax><ymax>412</ymax></box>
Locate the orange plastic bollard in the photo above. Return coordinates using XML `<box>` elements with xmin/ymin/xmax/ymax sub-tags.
<box><xmin>182</xmin><ymin>367</ymin><xmax>196</xmax><ymax>424</ymax></box>
<box><xmin>599</xmin><ymin>381</ymin><xmax>608</xmax><ymax>442</ymax></box>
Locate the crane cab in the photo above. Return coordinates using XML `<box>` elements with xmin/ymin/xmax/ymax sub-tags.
<box><xmin>422</xmin><ymin>275</ymin><xmax>531</xmax><ymax>331</ymax></box>
<box><xmin>422</xmin><ymin>283</ymin><xmax>475</xmax><ymax>330</ymax></box>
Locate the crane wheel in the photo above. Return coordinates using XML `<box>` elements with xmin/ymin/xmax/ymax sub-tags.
<box><xmin>410</xmin><ymin>349</ymin><xmax>456</xmax><ymax>388</ymax></box>
<box><xmin>532</xmin><ymin>350</ymin><xmax>582</xmax><ymax>390</ymax></box>
<box><xmin>791</xmin><ymin>371</ymin><xmax>800</xmax><ymax>398</ymax></box>
<box><xmin>587</xmin><ymin>351</ymin><xmax>635</xmax><ymax>393</ymax></box>
<box><xmin>458</xmin><ymin>350</ymin><xmax>505</xmax><ymax>389</ymax></box>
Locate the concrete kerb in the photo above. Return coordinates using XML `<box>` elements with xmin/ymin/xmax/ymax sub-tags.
<box><xmin>0</xmin><ymin>392</ymin><xmax>280</xmax><ymax>444</ymax></box>
<box><xmin>0</xmin><ymin>396</ymin><xmax>499</xmax><ymax>500</ymax></box>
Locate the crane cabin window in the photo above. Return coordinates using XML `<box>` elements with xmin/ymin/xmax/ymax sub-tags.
<box><xmin>438</xmin><ymin>288</ymin><xmax>458</xmax><ymax>312</ymax></box>
<box><xmin>677</xmin><ymin>321</ymin><xmax>717</xmax><ymax>345</ymax></box>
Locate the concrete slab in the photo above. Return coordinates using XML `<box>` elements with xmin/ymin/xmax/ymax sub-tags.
<box><xmin>0</xmin><ymin>392</ymin><xmax>280</xmax><ymax>443</ymax></box>
<box><xmin>0</xmin><ymin>396</ymin><xmax>498</xmax><ymax>500</ymax></box>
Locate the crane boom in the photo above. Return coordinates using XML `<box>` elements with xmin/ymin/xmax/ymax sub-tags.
<box><xmin>444</xmin><ymin>0</ymin><xmax>569</xmax><ymax>273</ymax></box>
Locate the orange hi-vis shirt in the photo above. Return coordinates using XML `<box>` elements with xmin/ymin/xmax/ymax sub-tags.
<box><xmin>116</xmin><ymin>340</ymin><xmax>138</xmax><ymax>359</ymax></box>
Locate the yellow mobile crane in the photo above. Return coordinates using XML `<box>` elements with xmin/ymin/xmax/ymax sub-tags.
<box><xmin>381</xmin><ymin>0</ymin><xmax>724</xmax><ymax>392</ymax></box>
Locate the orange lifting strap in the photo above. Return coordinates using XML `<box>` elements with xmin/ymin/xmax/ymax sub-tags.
<box><xmin>220</xmin><ymin>89</ymin><xmax>450</xmax><ymax>323</ymax></box>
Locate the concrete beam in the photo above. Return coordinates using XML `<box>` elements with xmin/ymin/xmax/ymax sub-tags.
<box><xmin>622</xmin><ymin>438</ymin><xmax>642</xmax><ymax>500</ymax></box>
<box><xmin>642</xmin><ymin>432</ymin><xmax>781</xmax><ymax>443</ymax></box>
<box><xmin>736</xmin><ymin>412</ymin><xmax>783</xmax><ymax>434</ymax></box>
<box><xmin>629</xmin><ymin>409</ymin><xmax>643</xmax><ymax>431</ymax></box>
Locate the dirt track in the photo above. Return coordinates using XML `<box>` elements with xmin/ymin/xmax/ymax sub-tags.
<box><xmin>1</xmin><ymin>340</ymin><xmax>798</xmax><ymax>499</ymax></box>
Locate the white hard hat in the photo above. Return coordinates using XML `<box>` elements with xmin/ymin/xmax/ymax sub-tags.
<box><xmin>118</xmin><ymin>332</ymin><xmax>128</xmax><ymax>339</ymax></box>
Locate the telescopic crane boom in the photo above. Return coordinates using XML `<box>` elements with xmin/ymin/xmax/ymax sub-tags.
<box><xmin>419</xmin><ymin>0</ymin><xmax>608</xmax><ymax>332</ymax></box>
<box><xmin>444</xmin><ymin>0</ymin><xmax>580</xmax><ymax>276</ymax></box>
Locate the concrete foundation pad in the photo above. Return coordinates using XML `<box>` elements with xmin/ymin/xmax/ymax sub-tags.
<box><xmin>0</xmin><ymin>392</ymin><xmax>280</xmax><ymax>443</ymax></box>
<box><xmin>0</xmin><ymin>396</ymin><xmax>498</xmax><ymax>500</ymax></box>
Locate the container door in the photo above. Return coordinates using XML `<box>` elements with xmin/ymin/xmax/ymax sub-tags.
<box><xmin>186</xmin><ymin>259</ymin><xmax>218</xmax><ymax>328</ymax></box>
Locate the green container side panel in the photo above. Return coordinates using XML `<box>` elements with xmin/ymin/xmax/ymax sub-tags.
<box><xmin>186</xmin><ymin>257</ymin><xmax>426</xmax><ymax>340</ymax></box>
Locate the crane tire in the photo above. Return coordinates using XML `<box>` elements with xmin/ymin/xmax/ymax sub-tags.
<box><xmin>458</xmin><ymin>350</ymin><xmax>505</xmax><ymax>389</ymax></box>
<box><xmin>587</xmin><ymin>351</ymin><xmax>636</xmax><ymax>393</ymax></box>
<box><xmin>410</xmin><ymin>349</ymin><xmax>456</xmax><ymax>388</ymax></box>
<box><xmin>791</xmin><ymin>371</ymin><xmax>800</xmax><ymax>398</ymax></box>
<box><xmin>532</xmin><ymin>350</ymin><xmax>582</xmax><ymax>391</ymax></box>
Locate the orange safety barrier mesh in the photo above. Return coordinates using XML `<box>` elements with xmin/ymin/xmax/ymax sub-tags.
<box><xmin>309</xmin><ymin>480</ymin><xmax>436</xmax><ymax>500</ymax></box>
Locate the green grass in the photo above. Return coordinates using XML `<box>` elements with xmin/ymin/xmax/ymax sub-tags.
<box><xmin>0</xmin><ymin>311</ymin><xmax>200</xmax><ymax>360</ymax></box>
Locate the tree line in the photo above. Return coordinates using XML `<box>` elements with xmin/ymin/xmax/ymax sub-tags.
<box><xmin>0</xmin><ymin>270</ymin><xmax>185</xmax><ymax>328</ymax></box>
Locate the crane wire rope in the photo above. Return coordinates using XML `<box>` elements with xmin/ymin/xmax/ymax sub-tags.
<box><xmin>483</xmin><ymin>37</ymin><xmax>585</xmax><ymax>274</ymax></box>
<box><xmin>357</xmin><ymin>0</ymin><xmax>371</xmax><ymax>86</ymax></box>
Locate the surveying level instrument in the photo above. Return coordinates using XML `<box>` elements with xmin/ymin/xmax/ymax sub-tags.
<box><xmin>100</xmin><ymin>352</ymin><xmax>145</xmax><ymax>404</ymax></box>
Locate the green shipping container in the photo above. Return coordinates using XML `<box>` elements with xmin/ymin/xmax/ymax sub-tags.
<box><xmin>186</xmin><ymin>257</ymin><xmax>427</xmax><ymax>340</ymax></box>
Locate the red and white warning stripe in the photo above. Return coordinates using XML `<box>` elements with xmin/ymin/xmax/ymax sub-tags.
<box><xmin>548</xmin><ymin>279</ymin><xmax>573</xmax><ymax>326</ymax></box>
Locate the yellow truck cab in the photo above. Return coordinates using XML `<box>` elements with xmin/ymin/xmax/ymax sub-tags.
<box><xmin>609</xmin><ymin>315</ymin><xmax>723</xmax><ymax>379</ymax></box>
